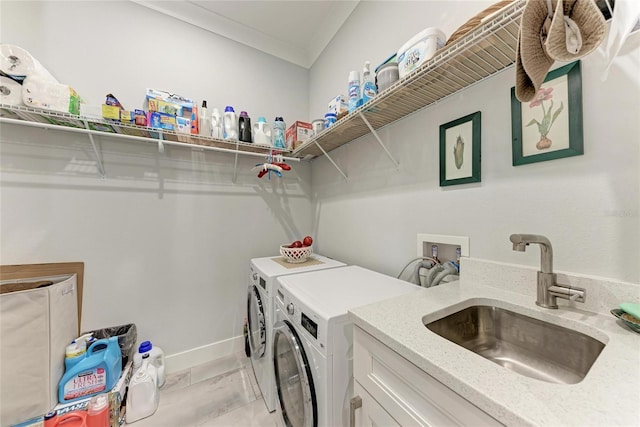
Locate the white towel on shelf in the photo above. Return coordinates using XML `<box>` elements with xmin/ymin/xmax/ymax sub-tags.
<box><xmin>0</xmin><ymin>76</ymin><xmax>23</xmax><ymax>106</ymax></box>
<box><xmin>0</xmin><ymin>44</ymin><xmax>57</xmax><ymax>83</ymax></box>
<box><xmin>602</xmin><ymin>0</ymin><xmax>640</xmax><ymax>80</ymax></box>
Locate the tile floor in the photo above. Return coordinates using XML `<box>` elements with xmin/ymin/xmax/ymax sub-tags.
<box><xmin>129</xmin><ymin>352</ymin><xmax>282</xmax><ymax>426</ymax></box>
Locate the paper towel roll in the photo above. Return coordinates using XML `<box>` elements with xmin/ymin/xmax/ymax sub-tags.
<box><xmin>0</xmin><ymin>44</ymin><xmax>57</xmax><ymax>83</ymax></box>
<box><xmin>0</xmin><ymin>76</ymin><xmax>23</xmax><ymax>106</ymax></box>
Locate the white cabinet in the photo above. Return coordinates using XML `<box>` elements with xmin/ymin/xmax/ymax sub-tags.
<box><xmin>354</xmin><ymin>381</ymin><xmax>400</xmax><ymax>427</ymax></box>
<box><xmin>353</xmin><ymin>326</ymin><xmax>502</xmax><ymax>427</ymax></box>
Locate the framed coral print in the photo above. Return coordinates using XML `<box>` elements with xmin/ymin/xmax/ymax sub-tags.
<box><xmin>511</xmin><ymin>61</ymin><xmax>583</xmax><ymax>166</ymax></box>
<box><xmin>439</xmin><ymin>111</ymin><xmax>481</xmax><ymax>187</ymax></box>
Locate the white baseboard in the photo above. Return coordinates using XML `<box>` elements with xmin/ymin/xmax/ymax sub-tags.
<box><xmin>165</xmin><ymin>335</ymin><xmax>245</xmax><ymax>374</ymax></box>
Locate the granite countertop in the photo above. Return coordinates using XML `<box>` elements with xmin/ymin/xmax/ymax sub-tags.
<box><xmin>349</xmin><ymin>280</ymin><xmax>640</xmax><ymax>426</ymax></box>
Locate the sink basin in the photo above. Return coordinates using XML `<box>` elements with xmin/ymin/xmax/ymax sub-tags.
<box><xmin>425</xmin><ymin>305</ymin><xmax>605</xmax><ymax>384</ymax></box>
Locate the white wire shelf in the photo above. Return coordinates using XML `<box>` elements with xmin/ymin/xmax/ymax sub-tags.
<box><xmin>0</xmin><ymin>103</ymin><xmax>298</xmax><ymax>180</ymax></box>
<box><xmin>0</xmin><ymin>104</ymin><xmax>289</xmax><ymax>156</ymax></box>
<box><xmin>293</xmin><ymin>0</ymin><xmax>525</xmax><ymax>159</ymax></box>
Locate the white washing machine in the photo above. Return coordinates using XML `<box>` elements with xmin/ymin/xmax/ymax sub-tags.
<box><xmin>272</xmin><ymin>265</ymin><xmax>421</xmax><ymax>427</ymax></box>
<box><xmin>248</xmin><ymin>254</ymin><xmax>346</xmax><ymax>412</ymax></box>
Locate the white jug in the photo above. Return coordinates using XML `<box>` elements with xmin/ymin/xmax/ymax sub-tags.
<box><xmin>126</xmin><ymin>360</ymin><xmax>159</xmax><ymax>424</ymax></box>
<box><xmin>133</xmin><ymin>341</ymin><xmax>165</xmax><ymax>387</ymax></box>
<box><xmin>253</xmin><ymin>117</ymin><xmax>272</xmax><ymax>146</ymax></box>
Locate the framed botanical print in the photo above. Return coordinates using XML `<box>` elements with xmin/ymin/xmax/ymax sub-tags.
<box><xmin>439</xmin><ymin>111</ymin><xmax>481</xmax><ymax>186</ymax></box>
<box><xmin>511</xmin><ymin>61</ymin><xmax>583</xmax><ymax>166</ymax></box>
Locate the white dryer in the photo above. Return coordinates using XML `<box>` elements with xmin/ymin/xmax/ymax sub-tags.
<box><xmin>248</xmin><ymin>255</ymin><xmax>346</xmax><ymax>412</ymax></box>
<box><xmin>272</xmin><ymin>265</ymin><xmax>421</xmax><ymax>427</ymax></box>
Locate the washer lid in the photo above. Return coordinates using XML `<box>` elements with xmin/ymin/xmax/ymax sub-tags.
<box><xmin>278</xmin><ymin>266</ymin><xmax>421</xmax><ymax>321</ymax></box>
<box><xmin>250</xmin><ymin>254</ymin><xmax>345</xmax><ymax>278</ymax></box>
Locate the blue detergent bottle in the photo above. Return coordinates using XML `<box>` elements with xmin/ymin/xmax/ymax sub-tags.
<box><xmin>58</xmin><ymin>336</ymin><xmax>122</xmax><ymax>403</ymax></box>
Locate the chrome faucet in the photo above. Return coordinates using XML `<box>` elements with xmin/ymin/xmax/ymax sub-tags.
<box><xmin>509</xmin><ymin>234</ymin><xmax>585</xmax><ymax>309</ymax></box>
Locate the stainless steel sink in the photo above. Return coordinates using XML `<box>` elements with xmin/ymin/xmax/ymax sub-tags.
<box><xmin>425</xmin><ymin>305</ymin><xmax>605</xmax><ymax>384</ymax></box>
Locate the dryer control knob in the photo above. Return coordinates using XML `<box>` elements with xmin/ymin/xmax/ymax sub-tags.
<box><xmin>287</xmin><ymin>303</ymin><xmax>295</xmax><ymax>316</ymax></box>
<box><xmin>252</xmin><ymin>273</ymin><xmax>258</xmax><ymax>281</ymax></box>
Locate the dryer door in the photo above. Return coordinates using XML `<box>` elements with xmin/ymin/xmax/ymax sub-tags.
<box><xmin>273</xmin><ymin>319</ymin><xmax>317</xmax><ymax>427</ymax></box>
<box><xmin>247</xmin><ymin>285</ymin><xmax>266</xmax><ymax>358</ymax></box>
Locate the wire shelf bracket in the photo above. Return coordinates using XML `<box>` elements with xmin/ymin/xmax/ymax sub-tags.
<box><xmin>358</xmin><ymin>111</ymin><xmax>399</xmax><ymax>170</ymax></box>
<box><xmin>82</xmin><ymin>119</ymin><xmax>106</xmax><ymax>178</ymax></box>
<box><xmin>313</xmin><ymin>139</ymin><xmax>348</xmax><ymax>181</ymax></box>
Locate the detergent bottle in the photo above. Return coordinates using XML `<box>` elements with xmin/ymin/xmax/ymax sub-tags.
<box><xmin>44</xmin><ymin>411</ymin><xmax>87</xmax><ymax>427</ymax></box>
<box><xmin>87</xmin><ymin>394</ymin><xmax>110</xmax><ymax>427</ymax></box>
<box><xmin>253</xmin><ymin>117</ymin><xmax>272</xmax><ymax>146</ymax></box>
<box><xmin>211</xmin><ymin>107</ymin><xmax>223</xmax><ymax>138</ymax></box>
<box><xmin>126</xmin><ymin>359</ymin><xmax>159</xmax><ymax>423</ymax></box>
<box><xmin>58</xmin><ymin>337</ymin><xmax>122</xmax><ymax>403</ymax></box>
<box><xmin>223</xmin><ymin>106</ymin><xmax>238</xmax><ymax>141</ymax></box>
<box><xmin>238</xmin><ymin>111</ymin><xmax>253</xmax><ymax>143</ymax></box>
<box><xmin>133</xmin><ymin>341</ymin><xmax>166</xmax><ymax>387</ymax></box>
<box><xmin>64</xmin><ymin>333</ymin><xmax>94</xmax><ymax>369</ymax></box>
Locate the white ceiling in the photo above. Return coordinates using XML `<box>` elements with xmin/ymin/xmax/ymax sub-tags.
<box><xmin>131</xmin><ymin>0</ymin><xmax>360</xmax><ymax>69</ymax></box>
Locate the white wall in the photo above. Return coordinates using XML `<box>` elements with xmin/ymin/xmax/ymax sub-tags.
<box><xmin>309</xmin><ymin>1</ymin><xmax>640</xmax><ymax>285</ymax></box>
<box><xmin>0</xmin><ymin>1</ymin><xmax>313</xmax><ymax>364</ymax></box>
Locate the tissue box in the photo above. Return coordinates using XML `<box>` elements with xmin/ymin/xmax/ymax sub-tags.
<box><xmin>120</xmin><ymin>110</ymin><xmax>134</xmax><ymax>123</ymax></box>
<box><xmin>145</xmin><ymin>88</ymin><xmax>193</xmax><ymax>118</ymax></box>
<box><xmin>286</xmin><ymin>121</ymin><xmax>313</xmax><ymax>150</ymax></box>
<box><xmin>101</xmin><ymin>105</ymin><xmax>121</xmax><ymax>120</ymax></box>
<box><xmin>328</xmin><ymin>95</ymin><xmax>347</xmax><ymax>115</ymax></box>
<box><xmin>148</xmin><ymin>111</ymin><xmax>176</xmax><ymax>131</ymax></box>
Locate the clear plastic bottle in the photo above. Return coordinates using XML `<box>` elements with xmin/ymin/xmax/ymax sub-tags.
<box><xmin>347</xmin><ymin>70</ymin><xmax>360</xmax><ymax>113</ymax></box>
<box><xmin>361</xmin><ymin>61</ymin><xmax>377</xmax><ymax>105</ymax></box>
<box><xmin>273</xmin><ymin>117</ymin><xmax>286</xmax><ymax>149</ymax></box>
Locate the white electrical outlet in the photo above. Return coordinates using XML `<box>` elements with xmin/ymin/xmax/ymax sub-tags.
<box><xmin>416</xmin><ymin>233</ymin><xmax>469</xmax><ymax>262</ymax></box>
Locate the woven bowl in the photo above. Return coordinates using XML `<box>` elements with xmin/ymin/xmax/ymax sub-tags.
<box><xmin>280</xmin><ymin>245</ymin><xmax>313</xmax><ymax>263</ymax></box>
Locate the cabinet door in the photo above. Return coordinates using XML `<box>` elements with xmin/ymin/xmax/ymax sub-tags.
<box><xmin>354</xmin><ymin>327</ymin><xmax>503</xmax><ymax>426</ymax></box>
<box><xmin>354</xmin><ymin>381</ymin><xmax>401</xmax><ymax>427</ymax></box>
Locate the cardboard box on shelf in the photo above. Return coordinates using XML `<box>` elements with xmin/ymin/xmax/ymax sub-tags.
<box><xmin>101</xmin><ymin>104</ymin><xmax>121</xmax><ymax>120</ymax></box>
<box><xmin>286</xmin><ymin>121</ymin><xmax>312</xmax><ymax>150</ymax></box>
<box><xmin>328</xmin><ymin>94</ymin><xmax>347</xmax><ymax>115</ymax></box>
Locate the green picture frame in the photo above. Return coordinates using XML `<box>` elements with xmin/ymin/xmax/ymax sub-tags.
<box><xmin>511</xmin><ymin>61</ymin><xmax>583</xmax><ymax>166</ymax></box>
<box><xmin>439</xmin><ymin>111</ymin><xmax>481</xmax><ymax>187</ymax></box>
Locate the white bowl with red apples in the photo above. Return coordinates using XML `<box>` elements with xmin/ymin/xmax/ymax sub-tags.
<box><xmin>280</xmin><ymin>236</ymin><xmax>313</xmax><ymax>263</ymax></box>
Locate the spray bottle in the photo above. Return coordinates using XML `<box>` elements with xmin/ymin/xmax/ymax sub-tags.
<box><xmin>347</xmin><ymin>70</ymin><xmax>360</xmax><ymax>113</ymax></box>
<box><xmin>361</xmin><ymin>61</ymin><xmax>377</xmax><ymax>105</ymax></box>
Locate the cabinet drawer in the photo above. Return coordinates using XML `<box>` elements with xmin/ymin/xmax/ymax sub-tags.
<box><xmin>354</xmin><ymin>327</ymin><xmax>502</xmax><ymax>427</ymax></box>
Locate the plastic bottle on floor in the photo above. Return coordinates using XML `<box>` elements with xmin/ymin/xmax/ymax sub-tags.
<box><xmin>126</xmin><ymin>360</ymin><xmax>159</xmax><ymax>424</ymax></box>
<box><xmin>133</xmin><ymin>341</ymin><xmax>166</xmax><ymax>387</ymax></box>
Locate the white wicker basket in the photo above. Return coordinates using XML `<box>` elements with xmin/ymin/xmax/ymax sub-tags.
<box><xmin>280</xmin><ymin>245</ymin><xmax>313</xmax><ymax>263</ymax></box>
